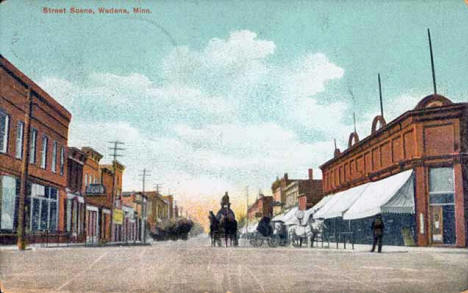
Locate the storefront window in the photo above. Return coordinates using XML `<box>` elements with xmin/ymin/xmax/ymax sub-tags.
<box><xmin>429</xmin><ymin>167</ymin><xmax>455</xmax><ymax>245</ymax></box>
<box><xmin>0</xmin><ymin>176</ymin><xmax>17</xmax><ymax>230</ymax></box>
<box><xmin>30</xmin><ymin>184</ymin><xmax>58</xmax><ymax>232</ymax></box>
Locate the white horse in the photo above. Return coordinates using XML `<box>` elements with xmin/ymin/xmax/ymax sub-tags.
<box><xmin>288</xmin><ymin>215</ymin><xmax>326</xmax><ymax>247</ymax></box>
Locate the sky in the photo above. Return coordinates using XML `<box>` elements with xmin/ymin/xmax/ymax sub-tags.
<box><xmin>1</xmin><ymin>0</ymin><xmax>467</xmax><ymax>224</ymax></box>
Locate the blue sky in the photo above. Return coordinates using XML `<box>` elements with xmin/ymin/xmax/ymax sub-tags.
<box><xmin>1</xmin><ymin>0</ymin><xmax>467</xmax><ymax>212</ymax></box>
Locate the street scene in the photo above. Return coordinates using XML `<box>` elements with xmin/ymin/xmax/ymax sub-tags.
<box><xmin>2</xmin><ymin>236</ymin><xmax>468</xmax><ymax>293</ymax></box>
<box><xmin>1</xmin><ymin>0</ymin><xmax>468</xmax><ymax>292</ymax></box>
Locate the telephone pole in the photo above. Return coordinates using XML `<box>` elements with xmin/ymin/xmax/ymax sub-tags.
<box><xmin>17</xmin><ymin>88</ymin><xmax>33</xmax><ymax>250</ymax></box>
<box><xmin>139</xmin><ymin>169</ymin><xmax>151</xmax><ymax>243</ymax></box>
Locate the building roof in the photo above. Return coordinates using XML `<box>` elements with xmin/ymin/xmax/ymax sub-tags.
<box><xmin>0</xmin><ymin>55</ymin><xmax>72</xmax><ymax>120</ymax></box>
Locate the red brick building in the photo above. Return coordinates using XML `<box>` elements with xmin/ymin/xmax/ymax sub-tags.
<box><xmin>65</xmin><ymin>147</ymin><xmax>86</xmax><ymax>242</ymax></box>
<box><xmin>320</xmin><ymin>95</ymin><xmax>467</xmax><ymax>247</ymax></box>
<box><xmin>0</xmin><ymin>56</ymin><xmax>71</xmax><ymax>243</ymax></box>
<box><xmin>272</xmin><ymin>169</ymin><xmax>323</xmax><ymax>214</ymax></box>
<box><xmin>247</xmin><ymin>195</ymin><xmax>273</xmax><ymax>221</ymax></box>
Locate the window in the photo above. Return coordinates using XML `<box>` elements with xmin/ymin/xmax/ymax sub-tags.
<box><xmin>60</xmin><ymin>146</ymin><xmax>65</xmax><ymax>175</ymax></box>
<box><xmin>41</xmin><ymin>135</ymin><xmax>48</xmax><ymax>169</ymax></box>
<box><xmin>29</xmin><ymin>184</ymin><xmax>58</xmax><ymax>232</ymax></box>
<box><xmin>51</xmin><ymin>141</ymin><xmax>57</xmax><ymax>173</ymax></box>
<box><xmin>0</xmin><ymin>176</ymin><xmax>17</xmax><ymax>230</ymax></box>
<box><xmin>85</xmin><ymin>174</ymin><xmax>88</xmax><ymax>187</ymax></box>
<box><xmin>15</xmin><ymin>121</ymin><xmax>24</xmax><ymax>159</ymax></box>
<box><xmin>0</xmin><ymin>109</ymin><xmax>9</xmax><ymax>153</ymax></box>
<box><xmin>30</xmin><ymin>129</ymin><xmax>37</xmax><ymax>163</ymax></box>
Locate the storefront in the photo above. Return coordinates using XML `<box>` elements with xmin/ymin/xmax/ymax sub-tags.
<box><xmin>319</xmin><ymin>95</ymin><xmax>467</xmax><ymax>247</ymax></box>
<box><xmin>66</xmin><ymin>191</ymin><xmax>85</xmax><ymax>241</ymax></box>
<box><xmin>112</xmin><ymin>208</ymin><xmax>123</xmax><ymax>242</ymax></box>
<box><xmin>86</xmin><ymin>205</ymin><xmax>99</xmax><ymax>243</ymax></box>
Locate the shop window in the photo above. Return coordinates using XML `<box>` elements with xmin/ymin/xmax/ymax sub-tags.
<box><xmin>29</xmin><ymin>184</ymin><xmax>58</xmax><ymax>232</ymax></box>
<box><xmin>30</xmin><ymin>129</ymin><xmax>37</xmax><ymax>164</ymax></box>
<box><xmin>0</xmin><ymin>176</ymin><xmax>17</xmax><ymax>230</ymax></box>
<box><xmin>15</xmin><ymin>121</ymin><xmax>24</xmax><ymax>159</ymax></box>
<box><xmin>429</xmin><ymin>167</ymin><xmax>456</xmax><ymax>245</ymax></box>
<box><xmin>41</xmin><ymin>135</ymin><xmax>48</xmax><ymax>169</ymax></box>
<box><xmin>0</xmin><ymin>109</ymin><xmax>9</xmax><ymax>153</ymax></box>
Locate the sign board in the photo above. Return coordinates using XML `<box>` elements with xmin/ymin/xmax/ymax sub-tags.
<box><xmin>85</xmin><ymin>184</ymin><xmax>106</xmax><ymax>196</ymax></box>
<box><xmin>113</xmin><ymin>209</ymin><xmax>124</xmax><ymax>225</ymax></box>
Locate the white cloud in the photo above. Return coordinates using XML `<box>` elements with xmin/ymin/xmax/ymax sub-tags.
<box><xmin>38</xmin><ymin>30</ymin><xmax>351</xmax><ymax>214</ymax></box>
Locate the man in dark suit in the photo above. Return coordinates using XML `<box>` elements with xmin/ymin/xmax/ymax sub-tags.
<box><xmin>371</xmin><ymin>214</ymin><xmax>385</xmax><ymax>253</ymax></box>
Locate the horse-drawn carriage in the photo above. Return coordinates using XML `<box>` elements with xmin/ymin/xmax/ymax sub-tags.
<box><xmin>209</xmin><ymin>192</ymin><xmax>238</xmax><ymax>247</ymax></box>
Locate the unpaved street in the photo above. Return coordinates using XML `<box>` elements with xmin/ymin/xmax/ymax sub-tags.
<box><xmin>1</xmin><ymin>236</ymin><xmax>468</xmax><ymax>293</ymax></box>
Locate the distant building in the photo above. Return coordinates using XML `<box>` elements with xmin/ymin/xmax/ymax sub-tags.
<box><xmin>247</xmin><ymin>194</ymin><xmax>273</xmax><ymax>220</ymax></box>
<box><xmin>273</xmin><ymin>169</ymin><xmax>323</xmax><ymax>213</ymax></box>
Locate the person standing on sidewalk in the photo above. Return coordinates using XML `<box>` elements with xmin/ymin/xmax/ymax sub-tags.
<box><xmin>371</xmin><ymin>214</ymin><xmax>385</xmax><ymax>253</ymax></box>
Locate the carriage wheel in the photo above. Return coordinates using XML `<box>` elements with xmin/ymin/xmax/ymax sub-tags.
<box><xmin>267</xmin><ymin>235</ymin><xmax>279</xmax><ymax>248</ymax></box>
<box><xmin>250</xmin><ymin>235</ymin><xmax>263</xmax><ymax>247</ymax></box>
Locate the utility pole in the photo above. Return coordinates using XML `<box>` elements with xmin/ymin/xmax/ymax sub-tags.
<box><xmin>153</xmin><ymin>183</ymin><xmax>163</xmax><ymax>194</ymax></box>
<box><xmin>17</xmin><ymin>88</ymin><xmax>33</xmax><ymax>250</ymax></box>
<box><xmin>139</xmin><ymin>168</ymin><xmax>151</xmax><ymax>243</ymax></box>
<box><xmin>108</xmin><ymin>141</ymin><xmax>125</xmax><ymax>242</ymax></box>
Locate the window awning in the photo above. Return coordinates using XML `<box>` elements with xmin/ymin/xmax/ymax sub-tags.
<box><xmin>272</xmin><ymin>207</ymin><xmax>300</xmax><ymax>225</ymax></box>
<box><xmin>301</xmin><ymin>195</ymin><xmax>333</xmax><ymax>225</ymax></box>
<box><xmin>343</xmin><ymin>170</ymin><xmax>414</xmax><ymax>220</ymax></box>
<box><xmin>313</xmin><ymin>183</ymin><xmax>370</xmax><ymax>219</ymax></box>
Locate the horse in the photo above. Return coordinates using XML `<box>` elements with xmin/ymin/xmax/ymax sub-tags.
<box><xmin>208</xmin><ymin>212</ymin><xmax>221</xmax><ymax>247</ymax></box>
<box><xmin>219</xmin><ymin>213</ymin><xmax>238</xmax><ymax>247</ymax></box>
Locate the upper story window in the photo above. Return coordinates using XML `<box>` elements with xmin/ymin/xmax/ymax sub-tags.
<box><xmin>15</xmin><ymin>121</ymin><xmax>24</xmax><ymax>159</ymax></box>
<box><xmin>41</xmin><ymin>135</ymin><xmax>48</xmax><ymax>169</ymax></box>
<box><xmin>30</xmin><ymin>129</ymin><xmax>38</xmax><ymax>163</ymax></box>
<box><xmin>60</xmin><ymin>146</ymin><xmax>65</xmax><ymax>175</ymax></box>
<box><xmin>51</xmin><ymin>141</ymin><xmax>57</xmax><ymax>173</ymax></box>
<box><xmin>0</xmin><ymin>109</ymin><xmax>10</xmax><ymax>154</ymax></box>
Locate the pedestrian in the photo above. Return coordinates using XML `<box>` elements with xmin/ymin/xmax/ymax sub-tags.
<box><xmin>371</xmin><ymin>214</ymin><xmax>385</xmax><ymax>253</ymax></box>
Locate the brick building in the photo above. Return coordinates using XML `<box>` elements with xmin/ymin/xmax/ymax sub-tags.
<box><xmin>0</xmin><ymin>55</ymin><xmax>71</xmax><ymax>244</ymax></box>
<box><xmin>272</xmin><ymin>169</ymin><xmax>323</xmax><ymax>214</ymax></box>
<box><xmin>319</xmin><ymin>95</ymin><xmax>467</xmax><ymax>247</ymax></box>
<box><xmin>247</xmin><ymin>195</ymin><xmax>273</xmax><ymax>221</ymax></box>
<box><xmin>143</xmin><ymin>191</ymin><xmax>169</xmax><ymax>233</ymax></box>
<box><xmin>100</xmin><ymin>161</ymin><xmax>125</xmax><ymax>242</ymax></box>
<box><xmin>81</xmin><ymin>147</ymin><xmax>110</xmax><ymax>243</ymax></box>
<box><xmin>122</xmin><ymin>191</ymin><xmax>148</xmax><ymax>241</ymax></box>
<box><xmin>65</xmin><ymin>147</ymin><xmax>86</xmax><ymax>242</ymax></box>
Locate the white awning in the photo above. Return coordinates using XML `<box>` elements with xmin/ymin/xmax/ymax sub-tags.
<box><xmin>301</xmin><ymin>195</ymin><xmax>333</xmax><ymax>225</ymax></box>
<box><xmin>313</xmin><ymin>183</ymin><xmax>369</xmax><ymax>219</ymax></box>
<box><xmin>343</xmin><ymin>170</ymin><xmax>414</xmax><ymax>220</ymax></box>
<box><xmin>282</xmin><ymin>207</ymin><xmax>301</xmax><ymax>225</ymax></box>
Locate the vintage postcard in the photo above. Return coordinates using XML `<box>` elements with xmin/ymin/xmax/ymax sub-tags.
<box><xmin>0</xmin><ymin>0</ymin><xmax>467</xmax><ymax>292</ymax></box>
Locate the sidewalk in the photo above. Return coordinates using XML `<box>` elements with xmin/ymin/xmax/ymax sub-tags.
<box><xmin>0</xmin><ymin>241</ymin><xmax>151</xmax><ymax>251</ymax></box>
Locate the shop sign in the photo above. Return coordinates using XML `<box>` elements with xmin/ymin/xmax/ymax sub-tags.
<box><xmin>86</xmin><ymin>184</ymin><xmax>106</xmax><ymax>196</ymax></box>
<box><xmin>113</xmin><ymin>209</ymin><xmax>124</xmax><ymax>225</ymax></box>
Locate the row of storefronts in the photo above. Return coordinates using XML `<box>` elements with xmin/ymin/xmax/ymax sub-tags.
<box><xmin>249</xmin><ymin>95</ymin><xmax>467</xmax><ymax>248</ymax></box>
<box><xmin>0</xmin><ymin>55</ymin><xmax>149</xmax><ymax>245</ymax></box>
